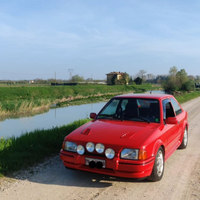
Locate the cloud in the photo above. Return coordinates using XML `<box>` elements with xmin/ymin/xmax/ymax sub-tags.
<box><xmin>1</xmin><ymin>0</ymin><xmax>200</xmax><ymax>80</ymax></box>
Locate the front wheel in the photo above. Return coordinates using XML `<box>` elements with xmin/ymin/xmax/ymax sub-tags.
<box><xmin>179</xmin><ymin>128</ymin><xmax>188</xmax><ymax>149</ymax></box>
<box><xmin>147</xmin><ymin>147</ymin><xmax>164</xmax><ymax>182</ymax></box>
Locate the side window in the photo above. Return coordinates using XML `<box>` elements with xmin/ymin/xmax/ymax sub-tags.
<box><xmin>162</xmin><ymin>99</ymin><xmax>175</xmax><ymax>119</ymax></box>
<box><xmin>121</xmin><ymin>99</ymin><xmax>128</xmax><ymax>111</ymax></box>
<box><xmin>170</xmin><ymin>98</ymin><xmax>182</xmax><ymax>116</ymax></box>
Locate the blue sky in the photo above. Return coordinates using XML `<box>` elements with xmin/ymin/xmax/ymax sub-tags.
<box><xmin>0</xmin><ymin>0</ymin><xmax>200</xmax><ymax>80</ymax></box>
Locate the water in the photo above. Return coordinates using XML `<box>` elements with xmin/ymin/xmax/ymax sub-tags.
<box><xmin>0</xmin><ymin>102</ymin><xmax>106</xmax><ymax>139</ymax></box>
<box><xmin>147</xmin><ymin>90</ymin><xmax>166</xmax><ymax>94</ymax></box>
<box><xmin>0</xmin><ymin>91</ymin><xmax>166</xmax><ymax>139</ymax></box>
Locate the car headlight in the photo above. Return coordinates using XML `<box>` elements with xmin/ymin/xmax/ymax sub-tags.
<box><xmin>86</xmin><ymin>142</ymin><xmax>95</xmax><ymax>152</ymax></box>
<box><xmin>77</xmin><ymin>145</ymin><xmax>85</xmax><ymax>155</ymax></box>
<box><xmin>121</xmin><ymin>149</ymin><xmax>139</xmax><ymax>160</ymax></box>
<box><xmin>105</xmin><ymin>148</ymin><xmax>115</xmax><ymax>159</ymax></box>
<box><xmin>64</xmin><ymin>141</ymin><xmax>77</xmax><ymax>152</ymax></box>
<box><xmin>95</xmin><ymin>143</ymin><xmax>105</xmax><ymax>153</ymax></box>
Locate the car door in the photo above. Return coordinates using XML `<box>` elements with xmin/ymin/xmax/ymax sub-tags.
<box><xmin>162</xmin><ymin>98</ymin><xmax>179</xmax><ymax>158</ymax></box>
<box><xmin>170</xmin><ymin>97</ymin><xmax>184</xmax><ymax>143</ymax></box>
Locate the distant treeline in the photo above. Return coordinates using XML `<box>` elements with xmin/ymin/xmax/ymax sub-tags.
<box><xmin>0</xmin><ymin>81</ymin><xmax>30</xmax><ymax>85</ymax></box>
<box><xmin>0</xmin><ymin>79</ymin><xmax>106</xmax><ymax>85</ymax></box>
<box><xmin>51</xmin><ymin>83</ymin><xmax>77</xmax><ymax>86</ymax></box>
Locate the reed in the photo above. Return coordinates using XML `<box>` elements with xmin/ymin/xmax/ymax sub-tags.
<box><xmin>0</xmin><ymin>84</ymin><xmax>155</xmax><ymax>116</ymax></box>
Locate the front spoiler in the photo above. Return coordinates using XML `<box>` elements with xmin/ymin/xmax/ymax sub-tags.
<box><xmin>60</xmin><ymin>150</ymin><xmax>155</xmax><ymax>179</ymax></box>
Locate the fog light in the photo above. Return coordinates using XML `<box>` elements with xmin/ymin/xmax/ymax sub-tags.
<box><xmin>86</xmin><ymin>142</ymin><xmax>95</xmax><ymax>152</ymax></box>
<box><xmin>105</xmin><ymin>148</ymin><xmax>115</xmax><ymax>159</ymax></box>
<box><xmin>95</xmin><ymin>143</ymin><xmax>105</xmax><ymax>153</ymax></box>
<box><xmin>77</xmin><ymin>145</ymin><xmax>85</xmax><ymax>155</ymax></box>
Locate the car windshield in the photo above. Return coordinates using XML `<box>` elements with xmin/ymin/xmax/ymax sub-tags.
<box><xmin>97</xmin><ymin>98</ymin><xmax>160</xmax><ymax>123</ymax></box>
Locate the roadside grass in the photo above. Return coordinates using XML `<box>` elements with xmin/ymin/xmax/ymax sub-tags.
<box><xmin>175</xmin><ymin>91</ymin><xmax>200</xmax><ymax>104</ymax></box>
<box><xmin>0</xmin><ymin>119</ymin><xmax>90</xmax><ymax>177</ymax></box>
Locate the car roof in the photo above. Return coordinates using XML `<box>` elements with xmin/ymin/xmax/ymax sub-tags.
<box><xmin>114</xmin><ymin>93</ymin><xmax>174</xmax><ymax>100</ymax></box>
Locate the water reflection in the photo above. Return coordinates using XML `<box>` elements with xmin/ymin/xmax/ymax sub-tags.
<box><xmin>0</xmin><ymin>102</ymin><xmax>106</xmax><ymax>139</ymax></box>
<box><xmin>147</xmin><ymin>90</ymin><xmax>166</xmax><ymax>94</ymax></box>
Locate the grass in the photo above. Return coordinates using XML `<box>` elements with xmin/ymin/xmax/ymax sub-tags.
<box><xmin>0</xmin><ymin>84</ymin><xmax>155</xmax><ymax>102</ymax></box>
<box><xmin>0</xmin><ymin>119</ymin><xmax>90</xmax><ymax>176</ymax></box>
<box><xmin>175</xmin><ymin>91</ymin><xmax>200</xmax><ymax>104</ymax></box>
<box><xmin>0</xmin><ymin>84</ymin><xmax>156</xmax><ymax>116</ymax></box>
<box><xmin>0</xmin><ymin>89</ymin><xmax>200</xmax><ymax>177</ymax></box>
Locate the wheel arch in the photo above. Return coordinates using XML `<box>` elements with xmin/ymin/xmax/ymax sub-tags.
<box><xmin>152</xmin><ymin>140</ymin><xmax>165</xmax><ymax>160</ymax></box>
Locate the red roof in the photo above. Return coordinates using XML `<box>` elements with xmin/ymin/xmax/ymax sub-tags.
<box><xmin>106</xmin><ymin>71</ymin><xmax>125</xmax><ymax>75</ymax></box>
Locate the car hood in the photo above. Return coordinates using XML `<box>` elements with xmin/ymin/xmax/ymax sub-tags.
<box><xmin>66</xmin><ymin>119</ymin><xmax>161</xmax><ymax>149</ymax></box>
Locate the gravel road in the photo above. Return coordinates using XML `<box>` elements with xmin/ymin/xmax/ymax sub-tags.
<box><xmin>1</xmin><ymin>97</ymin><xmax>200</xmax><ymax>200</ymax></box>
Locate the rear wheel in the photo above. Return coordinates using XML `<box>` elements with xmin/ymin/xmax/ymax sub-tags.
<box><xmin>147</xmin><ymin>147</ymin><xmax>164</xmax><ymax>182</ymax></box>
<box><xmin>179</xmin><ymin>128</ymin><xmax>188</xmax><ymax>149</ymax></box>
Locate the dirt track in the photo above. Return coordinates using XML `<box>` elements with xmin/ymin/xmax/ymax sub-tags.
<box><xmin>1</xmin><ymin>97</ymin><xmax>200</xmax><ymax>200</ymax></box>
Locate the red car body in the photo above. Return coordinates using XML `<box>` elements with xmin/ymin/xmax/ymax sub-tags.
<box><xmin>60</xmin><ymin>94</ymin><xmax>188</xmax><ymax>181</ymax></box>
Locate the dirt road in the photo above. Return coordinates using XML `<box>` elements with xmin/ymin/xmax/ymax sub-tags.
<box><xmin>1</xmin><ymin>97</ymin><xmax>200</xmax><ymax>200</ymax></box>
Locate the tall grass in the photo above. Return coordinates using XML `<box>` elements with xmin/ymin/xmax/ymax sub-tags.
<box><xmin>0</xmin><ymin>84</ymin><xmax>154</xmax><ymax>102</ymax></box>
<box><xmin>0</xmin><ymin>84</ymin><xmax>155</xmax><ymax>115</ymax></box>
<box><xmin>0</xmin><ymin>119</ymin><xmax>90</xmax><ymax>176</ymax></box>
<box><xmin>0</xmin><ymin>99</ymin><xmax>52</xmax><ymax>116</ymax></box>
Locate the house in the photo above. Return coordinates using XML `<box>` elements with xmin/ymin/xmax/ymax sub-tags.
<box><xmin>28</xmin><ymin>80</ymin><xmax>35</xmax><ymax>84</ymax></box>
<box><xmin>106</xmin><ymin>71</ymin><xmax>125</xmax><ymax>85</ymax></box>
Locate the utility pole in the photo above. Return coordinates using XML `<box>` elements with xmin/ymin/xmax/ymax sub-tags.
<box><xmin>68</xmin><ymin>69</ymin><xmax>73</xmax><ymax>81</ymax></box>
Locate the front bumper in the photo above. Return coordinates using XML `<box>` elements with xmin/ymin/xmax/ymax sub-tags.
<box><xmin>60</xmin><ymin>150</ymin><xmax>155</xmax><ymax>179</ymax></box>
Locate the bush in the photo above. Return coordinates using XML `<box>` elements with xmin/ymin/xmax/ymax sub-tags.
<box><xmin>181</xmin><ymin>80</ymin><xmax>195</xmax><ymax>92</ymax></box>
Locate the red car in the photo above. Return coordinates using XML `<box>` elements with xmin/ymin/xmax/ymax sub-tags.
<box><xmin>60</xmin><ymin>94</ymin><xmax>188</xmax><ymax>181</ymax></box>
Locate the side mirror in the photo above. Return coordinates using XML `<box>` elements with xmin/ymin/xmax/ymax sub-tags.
<box><xmin>165</xmin><ymin>117</ymin><xmax>179</xmax><ymax>125</ymax></box>
<box><xmin>90</xmin><ymin>112</ymin><xmax>97</xmax><ymax>119</ymax></box>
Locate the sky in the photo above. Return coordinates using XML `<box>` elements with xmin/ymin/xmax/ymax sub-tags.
<box><xmin>0</xmin><ymin>0</ymin><xmax>200</xmax><ymax>80</ymax></box>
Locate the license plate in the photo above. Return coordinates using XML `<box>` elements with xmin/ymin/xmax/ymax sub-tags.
<box><xmin>85</xmin><ymin>157</ymin><xmax>106</xmax><ymax>168</ymax></box>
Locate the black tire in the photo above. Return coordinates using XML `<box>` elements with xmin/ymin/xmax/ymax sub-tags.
<box><xmin>147</xmin><ymin>147</ymin><xmax>164</xmax><ymax>182</ymax></box>
<box><xmin>179</xmin><ymin>128</ymin><xmax>188</xmax><ymax>149</ymax></box>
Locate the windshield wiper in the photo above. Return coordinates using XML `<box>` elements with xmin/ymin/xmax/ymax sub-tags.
<box><xmin>97</xmin><ymin>114</ymin><xmax>114</xmax><ymax>119</ymax></box>
<box><xmin>98</xmin><ymin>114</ymin><xmax>124</xmax><ymax>121</ymax></box>
<box><xmin>134</xmin><ymin>116</ymin><xmax>150</xmax><ymax>123</ymax></box>
<box><xmin>122</xmin><ymin>114</ymin><xmax>150</xmax><ymax>123</ymax></box>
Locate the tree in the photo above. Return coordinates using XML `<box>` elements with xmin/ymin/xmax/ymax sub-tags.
<box><xmin>162</xmin><ymin>67</ymin><xmax>178</xmax><ymax>92</ymax></box>
<box><xmin>122</xmin><ymin>72</ymin><xmax>129</xmax><ymax>85</ymax></box>
<box><xmin>72</xmin><ymin>75</ymin><xmax>84</xmax><ymax>82</ymax></box>
<box><xmin>111</xmin><ymin>74</ymin><xmax>117</xmax><ymax>85</ymax></box>
<box><xmin>111</xmin><ymin>72</ymin><xmax>130</xmax><ymax>85</ymax></box>
<box><xmin>134</xmin><ymin>77</ymin><xmax>143</xmax><ymax>85</ymax></box>
<box><xmin>182</xmin><ymin>79</ymin><xmax>195</xmax><ymax>92</ymax></box>
<box><xmin>169</xmin><ymin>66</ymin><xmax>178</xmax><ymax>77</ymax></box>
<box><xmin>162</xmin><ymin>67</ymin><xmax>193</xmax><ymax>93</ymax></box>
<box><xmin>137</xmin><ymin>70</ymin><xmax>147</xmax><ymax>81</ymax></box>
<box><xmin>155</xmin><ymin>75</ymin><xmax>167</xmax><ymax>84</ymax></box>
<box><xmin>176</xmin><ymin>69</ymin><xmax>188</xmax><ymax>89</ymax></box>
<box><xmin>196</xmin><ymin>75</ymin><xmax>200</xmax><ymax>81</ymax></box>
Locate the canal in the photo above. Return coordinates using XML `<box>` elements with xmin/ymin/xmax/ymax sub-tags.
<box><xmin>0</xmin><ymin>90</ymin><xmax>165</xmax><ymax>139</ymax></box>
<box><xmin>0</xmin><ymin>102</ymin><xmax>106</xmax><ymax>139</ymax></box>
